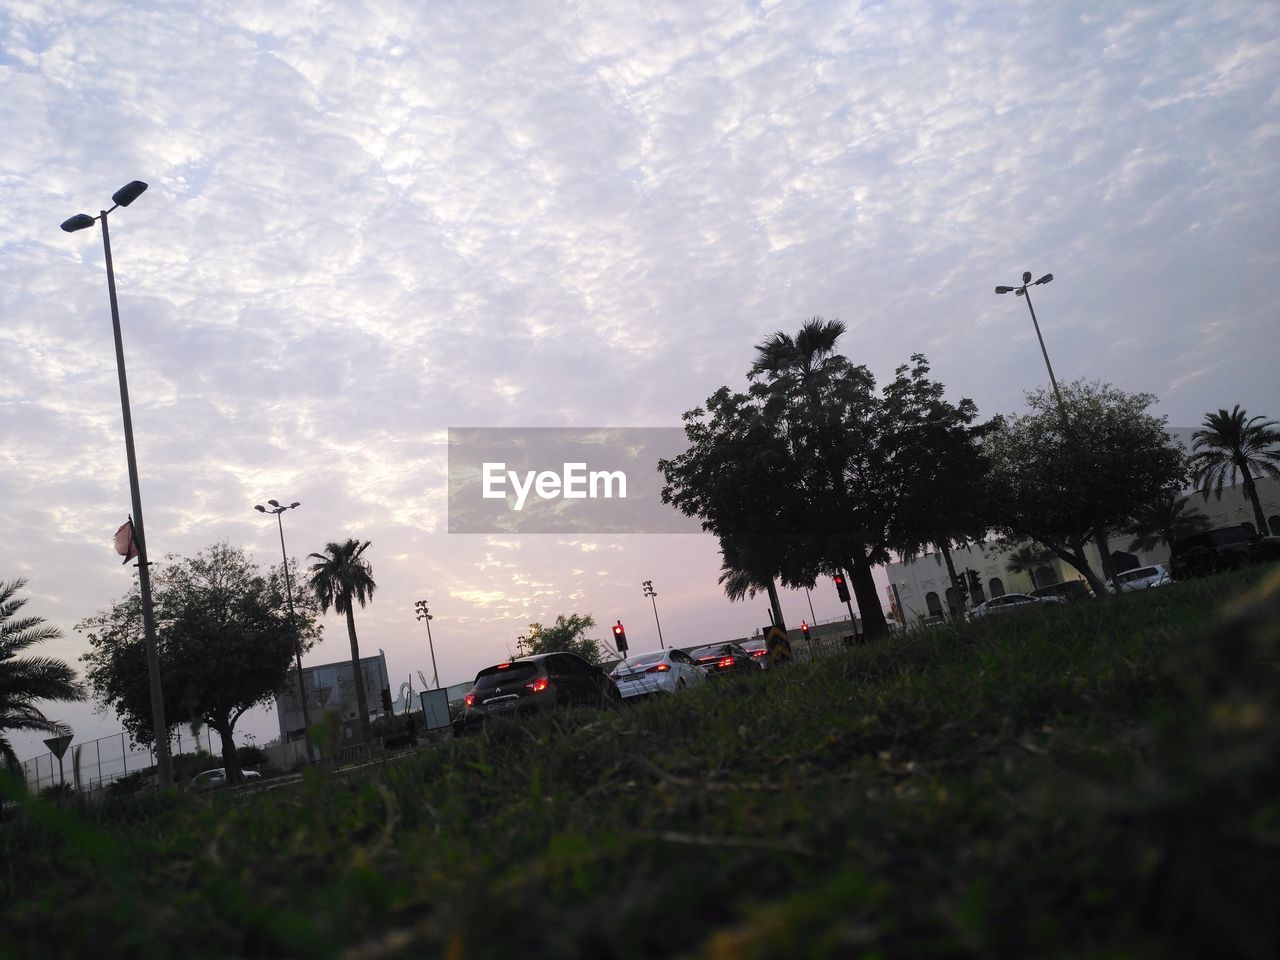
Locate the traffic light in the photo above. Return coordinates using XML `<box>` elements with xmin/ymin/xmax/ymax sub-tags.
<box><xmin>613</xmin><ymin>620</ymin><xmax>628</xmax><ymax>655</ymax></box>
<box><xmin>954</xmin><ymin>576</ymin><xmax>969</xmax><ymax>603</ymax></box>
<box><xmin>967</xmin><ymin>569</ymin><xmax>982</xmax><ymax>594</ymax></box>
<box><xmin>800</xmin><ymin>620</ymin><xmax>811</xmax><ymax>642</ymax></box>
<box><xmin>834</xmin><ymin>574</ymin><xmax>850</xmax><ymax>604</ymax></box>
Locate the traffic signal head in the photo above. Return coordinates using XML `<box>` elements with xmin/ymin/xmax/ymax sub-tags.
<box><xmin>834</xmin><ymin>574</ymin><xmax>850</xmax><ymax>604</ymax></box>
<box><xmin>800</xmin><ymin>620</ymin><xmax>811</xmax><ymax>640</ymax></box>
<box><xmin>613</xmin><ymin>620</ymin><xmax>628</xmax><ymax>653</ymax></box>
<box><xmin>967</xmin><ymin>570</ymin><xmax>982</xmax><ymax>593</ymax></box>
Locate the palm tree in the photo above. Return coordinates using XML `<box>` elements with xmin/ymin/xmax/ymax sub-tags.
<box><xmin>1124</xmin><ymin>494</ymin><xmax>1211</xmax><ymax>554</ymax></box>
<box><xmin>307</xmin><ymin>540</ymin><xmax>376</xmax><ymax>745</ymax></box>
<box><xmin>1</xmin><ymin>579</ymin><xmax>85</xmax><ymax>772</ymax></box>
<box><xmin>750</xmin><ymin>316</ymin><xmax>846</xmax><ymax>382</ymax></box>
<box><xmin>1005</xmin><ymin>542</ymin><xmax>1056</xmax><ymax>591</ymax></box>
<box><xmin>1190</xmin><ymin>406</ymin><xmax>1280</xmax><ymax>536</ymax></box>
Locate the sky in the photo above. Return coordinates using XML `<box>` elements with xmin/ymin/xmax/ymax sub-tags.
<box><xmin>3</xmin><ymin>0</ymin><xmax>1278</xmax><ymax>763</ymax></box>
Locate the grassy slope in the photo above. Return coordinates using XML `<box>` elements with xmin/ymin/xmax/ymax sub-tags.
<box><xmin>4</xmin><ymin>566</ymin><xmax>1280</xmax><ymax>960</ymax></box>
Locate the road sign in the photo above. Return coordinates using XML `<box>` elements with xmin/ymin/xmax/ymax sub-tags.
<box><xmin>42</xmin><ymin>734</ymin><xmax>73</xmax><ymax>759</ymax></box>
<box><xmin>764</xmin><ymin>624</ymin><xmax>792</xmax><ymax>666</ymax></box>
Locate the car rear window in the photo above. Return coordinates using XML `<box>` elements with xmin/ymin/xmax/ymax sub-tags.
<box><xmin>474</xmin><ymin>662</ymin><xmax>540</xmax><ymax>690</ymax></box>
<box><xmin>621</xmin><ymin>651</ymin><xmax>667</xmax><ymax>669</ymax></box>
<box><xmin>1117</xmin><ymin>567</ymin><xmax>1157</xmax><ymax>584</ymax></box>
<box><xmin>690</xmin><ymin>645</ymin><xmax>730</xmax><ymax>659</ymax></box>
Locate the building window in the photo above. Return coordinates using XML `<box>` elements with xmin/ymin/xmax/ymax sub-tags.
<box><xmin>945</xmin><ymin>587</ymin><xmax>962</xmax><ymax>615</ymax></box>
<box><xmin>1034</xmin><ymin>565</ymin><xmax>1055</xmax><ymax>589</ymax></box>
<box><xmin>1241</xmin><ymin>521</ymin><xmax>1256</xmax><ymax>536</ymax></box>
<box><xmin>989</xmin><ymin>577</ymin><xmax>1005</xmax><ymax>598</ymax></box>
<box><xmin>925</xmin><ymin>592</ymin><xmax>942</xmax><ymax>618</ymax></box>
<box><xmin>1269</xmin><ymin>515</ymin><xmax>1280</xmax><ymax>536</ymax></box>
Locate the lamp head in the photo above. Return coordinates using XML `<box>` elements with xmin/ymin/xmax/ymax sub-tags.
<box><xmin>289</xmin><ymin>501</ymin><xmax>301</xmax><ymax>509</ymax></box>
<box><xmin>60</xmin><ymin>214</ymin><xmax>96</xmax><ymax>233</ymax></box>
<box><xmin>1022</xmin><ymin>271</ymin><xmax>1032</xmax><ymax>284</ymax></box>
<box><xmin>254</xmin><ymin>505</ymin><xmax>267</xmax><ymax>513</ymax></box>
<box><xmin>994</xmin><ymin>285</ymin><xmax>1013</xmax><ymax>294</ymax></box>
<box><xmin>1035</xmin><ymin>273</ymin><xmax>1053</xmax><ymax>285</ymax></box>
<box><xmin>111</xmin><ymin>181</ymin><xmax>148</xmax><ymax>207</ymax></box>
<box><xmin>267</xmin><ymin>499</ymin><xmax>280</xmax><ymax>508</ymax></box>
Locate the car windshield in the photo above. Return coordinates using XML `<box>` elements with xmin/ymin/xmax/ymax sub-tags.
<box><xmin>1117</xmin><ymin>568</ymin><xmax>1157</xmax><ymax>584</ymax></box>
<box><xmin>620</xmin><ymin>652</ymin><xmax>666</xmax><ymax>669</ymax></box>
<box><xmin>474</xmin><ymin>662</ymin><xmax>540</xmax><ymax>690</ymax></box>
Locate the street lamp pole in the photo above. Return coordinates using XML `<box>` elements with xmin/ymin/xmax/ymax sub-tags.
<box><xmin>414</xmin><ymin>600</ymin><xmax>440</xmax><ymax>688</ymax></box>
<box><xmin>62</xmin><ymin>181</ymin><xmax>172</xmax><ymax>789</ymax></box>
<box><xmin>642</xmin><ymin>580</ymin><xmax>665</xmax><ymax>649</ymax></box>
<box><xmin>255</xmin><ymin>500</ymin><xmax>314</xmax><ymax>763</ymax></box>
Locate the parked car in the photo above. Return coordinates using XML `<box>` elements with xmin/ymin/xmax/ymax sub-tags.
<box><xmin>1169</xmin><ymin>526</ymin><xmax>1280</xmax><ymax>578</ymax></box>
<box><xmin>1109</xmin><ymin>564</ymin><xmax>1173</xmax><ymax>593</ymax></box>
<box><xmin>688</xmin><ymin>642</ymin><xmax>758</xmax><ymax>678</ymax></box>
<box><xmin>737</xmin><ymin>637</ymin><xmax>773</xmax><ymax>670</ymax></box>
<box><xmin>453</xmin><ymin>652</ymin><xmax>620</xmax><ymax>736</ymax></box>
<box><xmin>609</xmin><ymin>648</ymin><xmax>707</xmax><ymax>699</ymax></box>
<box><xmin>190</xmin><ymin>768</ymin><xmax>262</xmax><ymax>791</ymax></box>
<box><xmin>969</xmin><ymin>593</ymin><xmax>1067</xmax><ymax>620</ymax></box>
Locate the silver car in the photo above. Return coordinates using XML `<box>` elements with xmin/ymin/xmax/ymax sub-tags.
<box><xmin>969</xmin><ymin>593</ymin><xmax>1067</xmax><ymax>620</ymax></box>
<box><xmin>1110</xmin><ymin>564</ymin><xmax>1173</xmax><ymax>593</ymax></box>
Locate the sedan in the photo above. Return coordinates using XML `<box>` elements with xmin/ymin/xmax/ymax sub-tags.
<box><xmin>609</xmin><ymin>648</ymin><xmax>707</xmax><ymax>699</ymax></box>
<box><xmin>688</xmin><ymin>642</ymin><xmax>758</xmax><ymax>678</ymax></box>
<box><xmin>190</xmin><ymin>768</ymin><xmax>262</xmax><ymax>791</ymax></box>
<box><xmin>969</xmin><ymin>593</ymin><xmax>1067</xmax><ymax>620</ymax></box>
<box><xmin>737</xmin><ymin>637</ymin><xmax>773</xmax><ymax>670</ymax></box>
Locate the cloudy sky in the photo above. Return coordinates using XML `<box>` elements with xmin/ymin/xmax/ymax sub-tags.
<box><xmin>3</xmin><ymin>0</ymin><xmax>1278</xmax><ymax>761</ymax></box>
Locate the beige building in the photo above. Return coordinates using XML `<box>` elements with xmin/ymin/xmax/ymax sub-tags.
<box><xmin>886</xmin><ymin>475</ymin><xmax>1279</xmax><ymax>623</ymax></box>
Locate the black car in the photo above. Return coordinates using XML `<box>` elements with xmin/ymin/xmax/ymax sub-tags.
<box><xmin>688</xmin><ymin>642</ymin><xmax>758</xmax><ymax>678</ymax></box>
<box><xmin>1170</xmin><ymin>525</ymin><xmax>1280</xmax><ymax>578</ymax></box>
<box><xmin>453</xmin><ymin>652</ymin><xmax>620</xmax><ymax>736</ymax></box>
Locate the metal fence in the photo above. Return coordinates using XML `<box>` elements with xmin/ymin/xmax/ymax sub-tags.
<box><xmin>19</xmin><ymin>726</ymin><xmax>226</xmax><ymax>795</ymax></box>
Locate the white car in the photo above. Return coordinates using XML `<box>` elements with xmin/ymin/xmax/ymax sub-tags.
<box><xmin>1110</xmin><ymin>564</ymin><xmax>1173</xmax><ymax>593</ymax></box>
<box><xmin>190</xmin><ymin>767</ymin><xmax>262</xmax><ymax>791</ymax></box>
<box><xmin>608</xmin><ymin>648</ymin><xmax>707</xmax><ymax>699</ymax></box>
<box><xmin>969</xmin><ymin>593</ymin><xmax>1067</xmax><ymax>620</ymax></box>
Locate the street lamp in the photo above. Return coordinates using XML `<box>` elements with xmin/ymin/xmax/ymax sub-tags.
<box><xmin>254</xmin><ymin>499</ymin><xmax>314</xmax><ymax>763</ymax></box>
<box><xmin>62</xmin><ymin>181</ymin><xmax>173</xmax><ymax>789</ymax></box>
<box><xmin>994</xmin><ymin>270</ymin><xmax>1117</xmax><ymax>587</ymax></box>
<box><xmin>641</xmin><ymin>580</ymin><xmax>665</xmax><ymax>649</ymax></box>
<box><xmin>414</xmin><ymin>600</ymin><xmax>440</xmax><ymax>689</ymax></box>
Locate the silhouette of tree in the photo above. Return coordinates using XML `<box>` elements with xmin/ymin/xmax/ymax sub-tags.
<box><xmin>308</xmin><ymin>539</ymin><xmax>377</xmax><ymax>745</ymax></box>
<box><xmin>1190</xmin><ymin>405</ymin><xmax>1280</xmax><ymax>536</ymax></box>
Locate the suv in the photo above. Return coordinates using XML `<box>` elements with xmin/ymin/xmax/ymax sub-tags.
<box><xmin>1110</xmin><ymin>564</ymin><xmax>1173</xmax><ymax>593</ymax></box>
<box><xmin>453</xmin><ymin>652</ymin><xmax>620</xmax><ymax>736</ymax></box>
<box><xmin>1169</xmin><ymin>526</ymin><xmax>1280</xmax><ymax>578</ymax></box>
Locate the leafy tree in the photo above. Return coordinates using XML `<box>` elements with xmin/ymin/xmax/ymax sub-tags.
<box><xmin>1190</xmin><ymin>405</ymin><xmax>1280</xmax><ymax>536</ymax></box>
<box><xmin>1002</xmin><ymin>542</ymin><xmax>1057</xmax><ymax>591</ymax></box>
<box><xmin>1124</xmin><ymin>494</ymin><xmax>1211</xmax><ymax>554</ymax></box>
<box><xmin>307</xmin><ymin>539</ymin><xmax>377</xmax><ymax>745</ymax></box>
<box><xmin>79</xmin><ymin>544</ymin><xmax>319</xmax><ymax>784</ymax></box>
<box><xmin>985</xmin><ymin>382</ymin><xmax>1187</xmax><ymax>595</ymax></box>
<box><xmin>517</xmin><ymin>614</ymin><xmax>604</xmax><ymax>664</ymax></box>
<box><xmin>0</xmin><ymin>579</ymin><xmax>85</xmax><ymax>772</ymax></box>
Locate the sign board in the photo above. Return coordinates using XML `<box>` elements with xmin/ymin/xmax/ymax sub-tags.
<box><xmin>43</xmin><ymin>734</ymin><xmax>73</xmax><ymax>759</ymax></box>
<box><xmin>275</xmin><ymin>652</ymin><xmax>391</xmax><ymax>742</ymax></box>
<box><xmin>419</xmin><ymin>688</ymin><xmax>453</xmax><ymax>732</ymax></box>
<box><xmin>764</xmin><ymin>625</ymin><xmax>793</xmax><ymax>666</ymax></box>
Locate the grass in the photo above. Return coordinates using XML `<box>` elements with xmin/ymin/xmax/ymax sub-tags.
<box><xmin>4</xmin><ymin>565</ymin><xmax>1280</xmax><ymax>959</ymax></box>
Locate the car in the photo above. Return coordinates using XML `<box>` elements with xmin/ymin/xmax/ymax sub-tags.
<box><xmin>1109</xmin><ymin>564</ymin><xmax>1173</xmax><ymax>593</ymax></box>
<box><xmin>688</xmin><ymin>642</ymin><xmax>758</xmax><ymax>678</ymax></box>
<box><xmin>1169</xmin><ymin>526</ymin><xmax>1280</xmax><ymax>578</ymax></box>
<box><xmin>968</xmin><ymin>593</ymin><xmax>1067</xmax><ymax>620</ymax></box>
<box><xmin>453</xmin><ymin>651</ymin><xmax>620</xmax><ymax>736</ymax></box>
<box><xmin>190</xmin><ymin>767</ymin><xmax>262</xmax><ymax>791</ymax></box>
<box><xmin>737</xmin><ymin>637</ymin><xmax>773</xmax><ymax>670</ymax></box>
<box><xmin>609</xmin><ymin>648</ymin><xmax>707</xmax><ymax>699</ymax></box>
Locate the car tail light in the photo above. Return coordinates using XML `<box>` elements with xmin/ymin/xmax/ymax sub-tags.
<box><xmin>750</xmin><ymin>649</ymin><xmax>767</xmax><ymax>657</ymax></box>
<box><xmin>717</xmin><ymin>656</ymin><xmax>734</xmax><ymax>669</ymax></box>
<box><xmin>464</xmin><ymin>692</ymin><xmax>475</xmax><ymax>707</ymax></box>
<box><xmin>645</xmin><ymin>663</ymin><xmax>671</xmax><ymax>673</ymax></box>
<box><xmin>496</xmin><ymin>662</ymin><xmax>511</xmax><ymax>670</ymax></box>
<box><xmin>526</xmin><ymin>677</ymin><xmax>550</xmax><ymax>693</ymax></box>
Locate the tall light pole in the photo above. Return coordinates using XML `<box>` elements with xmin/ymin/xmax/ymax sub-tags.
<box><xmin>642</xmin><ymin>580</ymin><xmax>665</xmax><ymax>649</ymax></box>
<box><xmin>995</xmin><ymin>270</ymin><xmax>1117</xmax><ymax>588</ymax></box>
<box><xmin>62</xmin><ymin>181</ymin><xmax>172</xmax><ymax>789</ymax></box>
<box><xmin>414</xmin><ymin>599</ymin><xmax>440</xmax><ymax>688</ymax></box>
<box><xmin>255</xmin><ymin>499</ymin><xmax>314</xmax><ymax>763</ymax></box>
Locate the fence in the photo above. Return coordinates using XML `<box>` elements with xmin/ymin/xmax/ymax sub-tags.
<box><xmin>19</xmin><ymin>725</ymin><xmax>227</xmax><ymax>795</ymax></box>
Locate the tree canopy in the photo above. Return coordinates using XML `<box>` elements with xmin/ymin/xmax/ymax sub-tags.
<box><xmin>79</xmin><ymin>543</ymin><xmax>320</xmax><ymax>783</ymax></box>
<box><xmin>1190</xmin><ymin>405</ymin><xmax>1280</xmax><ymax>536</ymax></box>
<box><xmin>1</xmin><ymin>578</ymin><xmax>85</xmax><ymax>771</ymax></box>
<box><xmin>985</xmin><ymin>381</ymin><xmax>1187</xmax><ymax>594</ymax></box>
<box><xmin>517</xmin><ymin>614</ymin><xmax>604</xmax><ymax>664</ymax></box>
<box><xmin>307</xmin><ymin>539</ymin><xmax>376</xmax><ymax>745</ymax></box>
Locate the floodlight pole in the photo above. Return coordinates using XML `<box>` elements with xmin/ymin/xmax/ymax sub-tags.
<box><xmin>259</xmin><ymin>501</ymin><xmax>315</xmax><ymax>763</ymax></box>
<box><xmin>642</xmin><ymin>580</ymin><xmax>665</xmax><ymax>649</ymax></box>
<box><xmin>414</xmin><ymin>600</ymin><xmax>440</xmax><ymax>689</ymax></box>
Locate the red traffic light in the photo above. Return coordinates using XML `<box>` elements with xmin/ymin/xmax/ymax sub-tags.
<box><xmin>613</xmin><ymin>623</ymin><xmax>623</xmax><ymax>635</ymax></box>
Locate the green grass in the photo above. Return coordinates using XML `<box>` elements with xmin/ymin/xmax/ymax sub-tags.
<box><xmin>4</xmin><ymin>566</ymin><xmax>1280</xmax><ymax>959</ymax></box>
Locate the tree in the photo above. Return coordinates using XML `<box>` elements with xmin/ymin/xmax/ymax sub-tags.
<box><xmin>307</xmin><ymin>539</ymin><xmax>377</xmax><ymax>745</ymax></box>
<box><xmin>1003</xmin><ymin>542</ymin><xmax>1057</xmax><ymax>591</ymax></box>
<box><xmin>79</xmin><ymin>544</ymin><xmax>319</xmax><ymax>783</ymax></box>
<box><xmin>1190</xmin><ymin>405</ymin><xmax>1280</xmax><ymax>536</ymax></box>
<box><xmin>517</xmin><ymin>614</ymin><xmax>604</xmax><ymax>664</ymax></box>
<box><xmin>985</xmin><ymin>382</ymin><xmax>1187</xmax><ymax>595</ymax></box>
<box><xmin>0</xmin><ymin>579</ymin><xmax>84</xmax><ymax>772</ymax></box>
<box><xmin>1124</xmin><ymin>494</ymin><xmax>1211</xmax><ymax>554</ymax></box>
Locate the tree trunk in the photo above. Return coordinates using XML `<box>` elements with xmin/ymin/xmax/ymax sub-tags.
<box><xmin>848</xmin><ymin>551</ymin><xmax>888</xmax><ymax>640</ymax></box>
<box><xmin>213</xmin><ymin>718</ymin><xmax>240</xmax><ymax>784</ymax></box>
<box><xmin>346</xmin><ymin>605</ymin><xmax>374</xmax><ymax>745</ymax></box>
<box><xmin>764</xmin><ymin>579</ymin><xmax>786</xmax><ymax>633</ymax></box>
<box><xmin>1241</xmin><ymin>468</ymin><xmax>1269</xmax><ymax>535</ymax></box>
<box><xmin>1092</xmin><ymin>525</ymin><xmax>1116</xmax><ymax>597</ymax></box>
<box><xmin>940</xmin><ymin>544</ymin><xmax>965</xmax><ymax>617</ymax></box>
